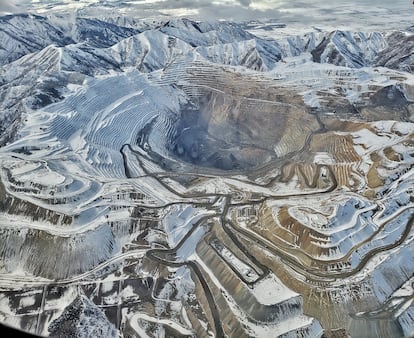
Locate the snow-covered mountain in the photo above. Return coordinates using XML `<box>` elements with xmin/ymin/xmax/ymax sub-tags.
<box><xmin>2</xmin><ymin>14</ymin><xmax>413</xmax><ymax>147</ymax></box>
<box><xmin>0</xmin><ymin>12</ymin><xmax>414</xmax><ymax>338</ymax></box>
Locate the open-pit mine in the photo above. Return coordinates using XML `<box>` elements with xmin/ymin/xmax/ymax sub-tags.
<box><xmin>0</xmin><ymin>9</ymin><xmax>414</xmax><ymax>338</ymax></box>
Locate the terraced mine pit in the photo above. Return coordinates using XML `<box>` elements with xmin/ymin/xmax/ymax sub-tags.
<box><xmin>143</xmin><ymin>69</ymin><xmax>318</xmax><ymax>172</ymax></box>
<box><xmin>0</xmin><ymin>13</ymin><xmax>414</xmax><ymax>338</ymax></box>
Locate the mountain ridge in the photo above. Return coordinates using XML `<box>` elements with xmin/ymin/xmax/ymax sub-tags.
<box><xmin>0</xmin><ymin>12</ymin><xmax>413</xmax><ymax>338</ymax></box>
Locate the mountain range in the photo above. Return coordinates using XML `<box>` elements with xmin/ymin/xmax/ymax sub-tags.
<box><xmin>0</xmin><ymin>12</ymin><xmax>413</xmax><ymax>338</ymax></box>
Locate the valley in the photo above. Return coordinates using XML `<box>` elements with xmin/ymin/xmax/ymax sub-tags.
<box><xmin>0</xmin><ymin>11</ymin><xmax>413</xmax><ymax>338</ymax></box>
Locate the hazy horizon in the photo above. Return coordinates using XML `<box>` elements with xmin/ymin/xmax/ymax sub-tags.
<box><xmin>1</xmin><ymin>0</ymin><xmax>413</xmax><ymax>29</ymax></box>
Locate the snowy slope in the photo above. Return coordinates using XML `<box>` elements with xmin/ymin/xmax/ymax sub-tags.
<box><xmin>0</xmin><ymin>12</ymin><xmax>413</xmax><ymax>338</ymax></box>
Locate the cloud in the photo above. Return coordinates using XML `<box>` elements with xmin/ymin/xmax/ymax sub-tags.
<box><xmin>237</xmin><ymin>0</ymin><xmax>252</xmax><ymax>7</ymax></box>
<box><xmin>128</xmin><ymin>0</ymin><xmax>281</xmax><ymax>21</ymax></box>
<box><xmin>0</xmin><ymin>0</ymin><xmax>17</xmax><ymax>13</ymax></box>
<box><xmin>0</xmin><ymin>0</ymin><xmax>28</xmax><ymax>14</ymax></box>
<box><xmin>12</xmin><ymin>0</ymin><xmax>413</xmax><ymax>30</ymax></box>
<box><xmin>197</xmin><ymin>4</ymin><xmax>281</xmax><ymax>21</ymax></box>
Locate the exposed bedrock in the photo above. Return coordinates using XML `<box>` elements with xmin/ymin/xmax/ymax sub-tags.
<box><xmin>160</xmin><ymin>72</ymin><xmax>319</xmax><ymax>171</ymax></box>
<box><xmin>0</xmin><ymin>224</ymin><xmax>117</xmax><ymax>280</ymax></box>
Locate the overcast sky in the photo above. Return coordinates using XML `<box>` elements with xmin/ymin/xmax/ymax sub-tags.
<box><xmin>1</xmin><ymin>0</ymin><xmax>413</xmax><ymax>29</ymax></box>
<box><xmin>0</xmin><ymin>0</ymin><xmax>17</xmax><ymax>13</ymax></box>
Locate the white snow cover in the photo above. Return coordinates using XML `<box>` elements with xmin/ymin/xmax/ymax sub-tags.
<box><xmin>0</xmin><ymin>8</ymin><xmax>413</xmax><ymax>338</ymax></box>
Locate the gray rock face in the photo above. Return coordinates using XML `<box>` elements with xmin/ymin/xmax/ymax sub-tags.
<box><xmin>48</xmin><ymin>295</ymin><xmax>118</xmax><ymax>338</ymax></box>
